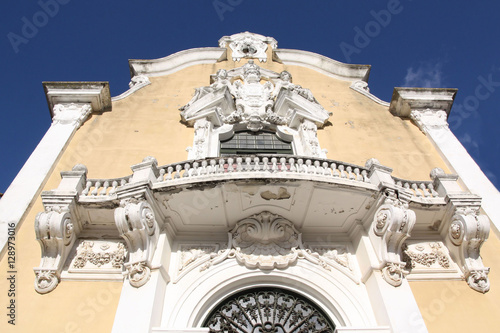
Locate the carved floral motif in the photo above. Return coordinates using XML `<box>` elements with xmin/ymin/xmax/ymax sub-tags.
<box><xmin>403</xmin><ymin>242</ymin><xmax>450</xmax><ymax>269</ymax></box>
<box><xmin>72</xmin><ymin>241</ymin><xmax>127</xmax><ymax>269</ymax></box>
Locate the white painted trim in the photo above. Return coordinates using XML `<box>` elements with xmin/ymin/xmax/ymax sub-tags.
<box><xmin>0</xmin><ymin>121</ymin><xmax>81</xmax><ymax>258</ymax></box>
<box><xmin>274</xmin><ymin>49</ymin><xmax>371</xmax><ymax>82</ymax></box>
<box><xmin>350</xmin><ymin>81</ymin><xmax>390</xmax><ymax>107</ymax></box>
<box><xmin>129</xmin><ymin>48</ymin><xmax>226</xmax><ymax>77</ymax></box>
<box><xmin>426</xmin><ymin>127</ymin><xmax>500</xmax><ymax>231</ymax></box>
<box><xmin>112</xmin><ymin>75</ymin><xmax>152</xmax><ymax>101</ymax></box>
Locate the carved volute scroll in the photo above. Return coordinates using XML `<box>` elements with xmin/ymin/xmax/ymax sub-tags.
<box><xmin>114</xmin><ymin>198</ymin><xmax>159</xmax><ymax>287</ymax></box>
<box><xmin>34</xmin><ymin>208</ymin><xmax>76</xmax><ymax>294</ymax></box>
<box><xmin>447</xmin><ymin>207</ymin><xmax>490</xmax><ymax>293</ymax></box>
<box><xmin>372</xmin><ymin>189</ymin><xmax>416</xmax><ymax>287</ymax></box>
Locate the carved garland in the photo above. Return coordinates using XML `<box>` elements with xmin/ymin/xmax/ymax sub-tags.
<box><xmin>174</xmin><ymin>212</ymin><xmax>354</xmax><ymax>283</ymax></box>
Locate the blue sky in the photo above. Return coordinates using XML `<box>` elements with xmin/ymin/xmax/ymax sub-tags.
<box><xmin>1</xmin><ymin>0</ymin><xmax>499</xmax><ymax>193</ymax></box>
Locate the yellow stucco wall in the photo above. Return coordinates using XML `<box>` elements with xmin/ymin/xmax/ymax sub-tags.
<box><xmin>0</xmin><ymin>48</ymin><xmax>457</xmax><ymax>332</ymax></box>
<box><xmin>409</xmin><ymin>228</ymin><xmax>500</xmax><ymax>332</ymax></box>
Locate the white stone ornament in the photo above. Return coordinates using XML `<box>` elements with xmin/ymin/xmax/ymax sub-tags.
<box><xmin>52</xmin><ymin>103</ymin><xmax>92</xmax><ymax>127</ymax></box>
<box><xmin>180</xmin><ymin>61</ymin><xmax>330</xmax><ymax>158</ymax></box>
<box><xmin>447</xmin><ymin>208</ymin><xmax>490</xmax><ymax>293</ymax></box>
<box><xmin>34</xmin><ymin>209</ymin><xmax>76</xmax><ymax>294</ymax></box>
<box><xmin>410</xmin><ymin>109</ymin><xmax>449</xmax><ymax>133</ymax></box>
<box><xmin>218</xmin><ymin>32</ymin><xmax>277</xmax><ymax>62</ymax></box>
<box><xmin>114</xmin><ymin>198</ymin><xmax>159</xmax><ymax>288</ymax></box>
<box><xmin>372</xmin><ymin>190</ymin><xmax>416</xmax><ymax>287</ymax></box>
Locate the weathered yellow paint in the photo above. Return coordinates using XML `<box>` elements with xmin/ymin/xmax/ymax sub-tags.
<box><xmin>409</xmin><ymin>229</ymin><xmax>500</xmax><ymax>332</ymax></box>
<box><xmin>0</xmin><ymin>50</ymin><xmax>455</xmax><ymax>332</ymax></box>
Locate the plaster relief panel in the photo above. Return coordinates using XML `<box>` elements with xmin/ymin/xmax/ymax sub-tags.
<box><xmin>63</xmin><ymin>239</ymin><xmax>127</xmax><ymax>280</ymax></box>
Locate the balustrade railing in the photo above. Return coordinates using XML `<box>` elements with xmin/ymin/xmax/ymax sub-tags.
<box><xmin>78</xmin><ymin>155</ymin><xmax>441</xmax><ymax>198</ymax></box>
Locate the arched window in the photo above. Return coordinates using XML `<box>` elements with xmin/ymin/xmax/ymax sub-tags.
<box><xmin>220</xmin><ymin>131</ymin><xmax>293</xmax><ymax>155</ymax></box>
<box><xmin>203</xmin><ymin>287</ymin><xmax>336</xmax><ymax>332</ymax></box>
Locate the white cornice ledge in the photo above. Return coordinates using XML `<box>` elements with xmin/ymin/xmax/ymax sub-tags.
<box><xmin>350</xmin><ymin>81</ymin><xmax>390</xmax><ymax>107</ymax></box>
<box><xmin>389</xmin><ymin>87</ymin><xmax>457</xmax><ymax>118</ymax></box>
<box><xmin>43</xmin><ymin>81</ymin><xmax>111</xmax><ymax>117</ymax></box>
<box><xmin>274</xmin><ymin>49</ymin><xmax>371</xmax><ymax>82</ymax></box>
<box><xmin>128</xmin><ymin>48</ymin><xmax>226</xmax><ymax>77</ymax></box>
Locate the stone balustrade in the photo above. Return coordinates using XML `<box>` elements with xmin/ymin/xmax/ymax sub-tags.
<box><xmin>78</xmin><ymin>155</ymin><xmax>443</xmax><ymax>199</ymax></box>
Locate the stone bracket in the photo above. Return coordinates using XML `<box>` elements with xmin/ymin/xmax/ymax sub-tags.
<box><xmin>114</xmin><ymin>197</ymin><xmax>159</xmax><ymax>287</ymax></box>
<box><xmin>34</xmin><ymin>201</ymin><xmax>78</xmax><ymax>294</ymax></box>
<box><xmin>444</xmin><ymin>199</ymin><xmax>491</xmax><ymax>293</ymax></box>
<box><xmin>371</xmin><ymin>189</ymin><xmax>416</xmax><ymax>287</ymax></box>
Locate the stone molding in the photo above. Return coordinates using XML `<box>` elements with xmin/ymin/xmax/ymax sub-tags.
<box><xmin>112</xmin><ymin>75</ymin><xmax>151</xmax><ymax>101</ymax></box>
<box><xmin>389</xmin><ymin>87</ymin><xmax>457</xmax><ymax>118</ymax></box>
<box><xmin>350</xmin><ymin>81</ymin><xmax>390</xmax><ymax>107</ymax></box>
<box><xmin>52</xmin><ymin>103</ymin><xmax>92</xmax><ymax>127</ymax></box>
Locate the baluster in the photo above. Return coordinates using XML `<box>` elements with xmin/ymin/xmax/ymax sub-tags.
<box><xmin>428</xmin><ymin>184</ymin><xmax>439</xmax><ymax>197</ymax></box>
<box><xmin>361</xmin><ymin>170</ymin><xmax>370</xmax><ymax>182</ymax></box>
<box><xmin>245</xmin><ymin>157</ymin><xmax>252</xmax><ymax>171</ymax></box>
<box><xmin>120</xmin><ymin>179</ymin><xmax>128</xmax><ymax>186</ymax></box>
<box><xmin>91</xmin><ymin>181</ymin><xmax>101</xmax><ymax>196</ymax></box>
<box><xmin>297</xmin><ymin>159</ymin><xmax>305</xmax><ymax>173</ymax></box>
<box><xmin>236</xmin><ymin>158</ymin><xmax>243</xmax><ymax>172</ymax></box>
<box><xmin>339</xmin><ymin>165</ymin><xmax>347</xmax><ymax>178</ymax></box>
<box><xmin>192</xmin><ymin>162</ymin><xmax>199</xmax><ymax>177</ymax></box>
<box><xmin>100</xmin><ymin>181</ymin><xmax>109</xmax><ymax>196</ymax></box>
<box><xmin>157</xmin><ymin>168</ymin><xmax>165</xmax><ymax>182</ymax></box>
<box><xmin>354</xmin><ymin>168</ymin><xmax>363</xmax><ymax>181</ymax></box>
<box><xmin>289</xmin><ymin>158</ymin><xmax>296</xmax><ymax>172</ymax></box>
<box><xmin>227</xmin><ymin>158</ymin><xmax>234</xmax><ymax>172</ymax></box>
<box><xmin>200</xmin><ymin>160</ymin><xmax>208</xmax><ymax>175</ymax></box>
<box><xmin>403</xmin><ymin>183</ymin><xmax>410</xmax><ymax>191</ymax></box>
<box><xmin>218</xmin><ymin>158</ymin><xmax>225</xmax><ymax>173</ymax></box>
<box><xmin>271</xmin><ymin>158</ymin><xmax>278</xmax><ymax>172</ymax></box>
<box><xmin>109</xmin><ymin>180</ymin><xmax>119</xmax><ymax>195</ymax></box>
<box><xmin>396</xmin><ymin>180</ymin><xmax>403</xmax><ymax>187</ymax></box>
<box><xmin>314</xmin><ymin>160</ymin><xmax>322</xmax><ymax>174</ymax></box>
<box><xmin>412</xmin><ymin>183</ymin><xmax>422</xmax><ymax>197</ymax></box>
<box><xmin>166</xmin><ymin>166</ymin><xmax>173</xmax><ymax>180</ymax></box>
<box><xmin>280</xmin><ymin>158</ymin><xmax>288</xmax><ymax>172</ymax></box>
<box><xmin>183</xmin><ymin>163</ymin><xmax>190</xmax><ymax>177</ymax></box>
<box><xmin>346</xmin><ymin>166</ymin><xmax>355</xmax><ymax>180</ymax></box>
<box><xmin>82</xmin><ymin>180</ymin><xmax>92</xmax><ymax>196</ymax></box>
<box><xmin>262</xmin><ymin>157</ymin><xmax>269</xmax><ymax>172</ymax></box>
<box><xmin>323</xmin><ymin>162</ymin><xmax>331</xmax><ymax>176</ymax></box>
<box><xmin>420</xmin><ymin>183</ymin><xmax>431</xmax><ymax>197</ymax></box>
<box><xmin>305</xmin><ymin>159</ymin><xmax>314</xmax><ymax>173</ymax></box>
<box><xmin>254</xmin><ymin>157</ymin><xmax>260</xmax><ymax>171</ymax></box>
<box><xmin>331</xmin><ymin>163</ymin><xmax>339</xmax><ymax>177</ymax></box>
<box><xmin>209</xmin><ymin>160</ymin><xmax>216</xmax><ymax>174</ymax></box>
<box><xmin>174</xmin><ymin>165</ymin><xmax>182</xmax><ymax>179</ymax></box>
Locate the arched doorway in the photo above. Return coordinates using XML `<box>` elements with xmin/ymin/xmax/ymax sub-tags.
<box><xmin>202</xmin><ymin>287</ymin><xmax>336</xmax><ymax>332</ymax></box>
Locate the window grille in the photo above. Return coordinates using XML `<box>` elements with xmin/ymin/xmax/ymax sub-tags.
<box><xmin>220</xmin><ymin>132</ymin><xmax>293</xmax><ymax>155</ymax></box>
<box><xmin>203</xmin><ymin>287</ymin><xmax>335</xmax><ymax>332</ymax></box>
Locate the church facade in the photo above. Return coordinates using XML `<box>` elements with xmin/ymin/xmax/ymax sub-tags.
<box><xmin>1</xmin><ymin>32</ymin><xmax>499</xmax><ymax>332</ymax></box>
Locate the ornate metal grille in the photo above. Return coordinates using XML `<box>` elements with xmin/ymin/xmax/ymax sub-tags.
<box><xmin>203</xmin><ymin>287</ymin><xmax>335</xmax><ymax>333</ymax></box>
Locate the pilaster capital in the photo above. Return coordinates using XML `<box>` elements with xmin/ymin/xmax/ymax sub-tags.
<box><xmin>43</xmin><ymin>81</ymin><xmax>111</xmax><ymax>127</ymax></box>
<box><xmin>52</xmin><ymin>103</ymin><xmax>92</xmax><ymax>127</ymax></box>
<box><xmin>410</xmin><ymin>109</ymin><xmax>449</xmax><ymax>133</ymax></box>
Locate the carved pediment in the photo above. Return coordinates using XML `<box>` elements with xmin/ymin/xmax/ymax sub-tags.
<box><xmin>180</xmin><ymin>61</ymin><xmax>330</xmax><ymax>132</ymax></box>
